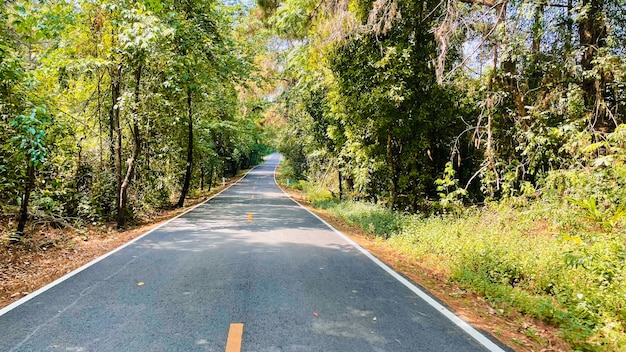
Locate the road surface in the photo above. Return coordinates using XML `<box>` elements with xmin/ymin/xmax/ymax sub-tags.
<box><xmin>0</xmin><ymin>153</ymin><xmax>508</xmax><ymax>352</ymax></box>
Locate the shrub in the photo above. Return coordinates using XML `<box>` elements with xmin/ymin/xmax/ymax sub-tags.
<box><xmin>311</xmin><ymin>196</ymin><xmax>626</xmax><ymax>350</ymax></box>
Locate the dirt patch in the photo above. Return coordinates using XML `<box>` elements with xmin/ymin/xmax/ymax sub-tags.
<box><xmin>0</xmin><ymin>175</ymin><xmax>244</xmax><ymax>310</ymax></box>
<box><xmin>281</xmin><ymin>186</ymin><xmax>570</xmax><ymax>352</ymax></box>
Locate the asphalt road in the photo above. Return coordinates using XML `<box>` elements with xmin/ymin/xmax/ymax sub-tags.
<box><xmin>0</xmin><ymin>153</ymin><xmax>508</xmax><ymax>352</ymax></box>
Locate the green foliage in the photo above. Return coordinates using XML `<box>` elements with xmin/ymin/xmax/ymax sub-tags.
<box><xmin>274</xmin><ymin>0</ymin><xmax>476</xmax><ymax>211</ymax></box>
<box><xmin>567</xmin><ymin>197</ymin><xmax>626</xmax><ymax>231</ymax></box>
<box><xmin>435</xmin><ymin>162</ymin><xmax>468</xmax><ymax>212</ymax></box>
<box><xmin>0</xmin><ymin>0</ymin><xmax>272</xmax><ymax>233</ymax></box>
<box><xmin>542</xmin><ymin>124</ymin><xmax>626</xmax><ymax>234</ymax></box>
<box><xmin>297</xmin><ymin>180</ymin><xmax>334</xmax><ymax>204</ymax></box>
<box><xmin>316</xmin><ymin>200</ymin><xmax>405</xmax><ymax>239</ymax></box>
<box><xmin>10</xmin><ymin>106</ymin><xmax>49</xmax><ymax>166</ymax></box>
<box><xmin>270</xmin><ymin>0</ymin><xmax>316</xmax><ymax>39</ymax></box>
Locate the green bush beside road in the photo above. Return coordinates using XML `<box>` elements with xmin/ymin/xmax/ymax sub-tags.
<box><xmin>301</xmin><ymin>194</ymin><xmax>625</xmax><ymax>351</ymax></box>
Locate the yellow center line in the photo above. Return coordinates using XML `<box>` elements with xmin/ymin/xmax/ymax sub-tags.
<box><xmin>225</xmin><ymin>323</ymin><xmax>244</xmax><ymax>352</ymax></box>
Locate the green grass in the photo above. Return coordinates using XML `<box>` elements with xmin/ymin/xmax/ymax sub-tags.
<box><xmin>315</xmin><ymin>200</ymin><xmax>404</xmax><ymax>238</ymax></box>
<box><xmin>307</xmin><ymin>198</ymin><xmax>626</xmax><ymax>351</ymax></box>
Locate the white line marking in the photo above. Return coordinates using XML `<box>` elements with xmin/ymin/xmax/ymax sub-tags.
<box><xmin>271</xmin><ymin>154</ymin><xmax>506</xmax><ymax>352</ymax></box>
<box><xmin>0</xmin><ymin>165</ymin><xmax>261</xmax><ymax>317</ymax></box>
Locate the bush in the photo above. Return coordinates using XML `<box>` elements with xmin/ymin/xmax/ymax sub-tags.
<box><xmin>316</xmin><ymin>200</ymin><xmax>405</xmax><ymax>239</ymax></box>
<box><xmin>395</xmin><ymin>202</ymin><xmax>626</xmax><ymax>350</ymax></box>
<box><xmin>311</xmin><ymin>195</ymin><xmax>626</xmax><ymax>350</ymax></box>
<box><xmin>296</xmin><ymin>180</ymin><xmax>334</xmax><ymax>204</ymax></box>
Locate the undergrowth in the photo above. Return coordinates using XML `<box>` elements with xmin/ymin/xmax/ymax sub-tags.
<box><xmin>316</xmin><ymin>199</ymin><xmax>625</xmax><ymax>350</ymax></box>
<box><xmin>281</xmin><ymin>172</ymin><xmax>626</xmax><ymax>351</ymax></box>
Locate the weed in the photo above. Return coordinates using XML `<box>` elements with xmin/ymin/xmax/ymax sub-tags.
<box><xmin>307</xmin><ymin>196</ymin><xmax>626</xmax><ymax>350</ymax></box>
<box><xmin>316</xmin><ymin>200</ymin><xmax>405</xmax><ymax>239</ymax></box>
<box><xmin>290</xmin><ymin>156</ymin><xmax>626</xmax><ymax>350</ymax></box>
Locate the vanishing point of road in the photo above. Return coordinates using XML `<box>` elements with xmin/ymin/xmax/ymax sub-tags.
<box><xmin>0</xmin><ymin>154</ymin><xmax>509</xmax><ymax>352</ymax></box>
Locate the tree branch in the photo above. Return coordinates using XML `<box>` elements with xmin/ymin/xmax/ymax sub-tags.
<box><xmin>457</xmin><ymin>0</ymin><xmax>496</xmax><ymax>7</ymax></box>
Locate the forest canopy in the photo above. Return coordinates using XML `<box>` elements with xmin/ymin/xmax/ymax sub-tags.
<box><xmin>1</xmin><ymin>0</ymin><xmax>273</xmax><ymax>239</ymax></box>
<box><xmin>267</xmin><ymin>0</ymin><xmax>626</xmax><ymax>212</ymax></box>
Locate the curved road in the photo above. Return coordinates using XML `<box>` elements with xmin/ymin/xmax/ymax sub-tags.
<box><xmin>0</xmin><ymin>154</ymin><xmax>508</xmax><ymax>351</ymax></box>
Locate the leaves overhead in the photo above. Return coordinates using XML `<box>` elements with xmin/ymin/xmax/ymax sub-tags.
<box><xmin>0</xmin><ymin>0</ymin><xmax>273</xmax><ymax>231</ymax></box>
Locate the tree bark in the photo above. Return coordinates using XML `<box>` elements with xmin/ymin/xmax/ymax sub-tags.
<box><xmin>97</xmin><ymin>72</ymin><xmax>103</xmax><ymax>169</ymax></box>
<box><xmin>346</xmin><ymin>176</ymin><xmax>354</xmax><ymax>193</ymax></box>
<box><xmin>531</xmin><ymin>2</ymin><xmax>544</xmax><ymax>57</ymax></box>
<box><xmin>200</xmin><ymin>166</ymin><xmax>205</xmax><ymax>191</ymax></box>
<box><xmin>528</xmin><ymin>2</ymin><xmax>546</xmax><ymax>91</ymax></box>
<box><xmin>578</xmin><ymin>0</ymin><xmax>612</xmax><ymax>133</ymax></box>
<box><xmin>207</xmin><ymin>163</ymin><xmax>214</xmax><ymax>192</ymax></box>
<box><xmin>15</xmin><ymin>161</ymin><xmax>35</xmax><ymax>238</ymax></box>
<box><xmin>110</xmin><ymin>63</ymin><xmax>123</xmax><ymax>224</ymax></box>
<box><xmin>177</xmin><ymin>85</ymin><xmax>194</xmax><ymax>208</ymax></box>
<box><xmin>338</xmin><ymin>169</ymin><xmax>343</xmax><ymax>200</ymax></box>
<box><xmin>458</xmin><ymin>0</ymin><xmax>496</xmax><ymax>6</ymax></box>
<box><xmin>117</xmin><ymin>65</ymin><xmax>142</xmax><ymax>228</ymax></box>
<box><xmin>565</xmin><ymin>0</ymin><xmax>573</xmax><ymax>52</ymax></box>
<box><xmin>386</xmin><ymin>133</ymin><xmax>399</xmax><ymax>209</ymax></box>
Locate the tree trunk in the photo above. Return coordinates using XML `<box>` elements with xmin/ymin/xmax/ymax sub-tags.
<box><xmin>528</xmin><ymin>2</ymin><xmax>545</xmax><ymax>91</ymax></box>
<box><xmin>15</xmin><ymin>161</ymin><xmax>35</xmax><ymax>238</ymax></box>
<box><xmin>386</xmin><ymin>133</ymin><xmax>399</xmax><ymax>209</ymax></box>
<box><xmin>494</xmin><ymin>1</ymin><xmax>525</xmax><ymax>118</ymax></box>
<box><xmin>97</xmin><ymin>72</ymin><xmax>103</xmax><ymax>169</ymax></box>
<box><xmin>200</xmin><ymin>166</ymin><xmax>205</xmax><ymax>191</ymax></box>
<box><xmin>531</xmin><ymin>2</ymin><xmax>544</xmax><ymax>56</ymax></box>
<box><xmin>338</xmin><ymin>169</ymin><xmax>343</xmax><ymax>200</ymax></box>
<box><xmin>579</xmin><ymin>0</ymin><xmax>611</xmax><ymax>133</ymax></box>
<box><xmin>117</xmin><ymin>65</ymin><xmax>142</xmax><ymax>228</ymax></box>
<box><xmin>346</xmin><ymin>176</ymin><xmax>354</xmax><ymax>193</ymax></box>
<box><xmin>565</xmin><ymin>0</ymin><xmax>573</xmax><ymax>52</ymax></box>
<box><xmin>177</xmin><ymin>86</ymin><xmax>194</xmax><ymax>208</ymax></box>
<box><xmin>146</xmin><ymin>115</ymin><xmax>151</xmax><ymax>173</ymax></box>
<box><xmin>207</xmin><ymin>163</ymin><xmax>214</xmax><ymax>192</ymax></box>
<box><xmin>110</xmin><ymin>64</ymin><xmax>123</xmax><ymax>223</ymax></box>
<box><xmin>486</xmin><ymin>98</ymin><xmax>498</xmax><ymax>196</ymax></box>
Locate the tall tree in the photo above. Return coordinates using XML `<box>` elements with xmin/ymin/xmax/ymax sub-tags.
<box><xmin>0</xmin><ymin>0</ymin><xmax>270</xmax><ymax>237</ymax></box>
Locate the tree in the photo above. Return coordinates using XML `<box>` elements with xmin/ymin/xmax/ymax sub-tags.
<box><xmin>0</xmin><ymin>0</ymin><xmax>271</xmax><ymax>237</ymax></box>
<box><xmin>270</xmin><ymin>0</ymin><xmax>472</xmax><ymax>210</ymax></box>
<box><xmin>10</xmin><ymin>107</ymin><xmax>49</xmax><ymax>240</ymax></box>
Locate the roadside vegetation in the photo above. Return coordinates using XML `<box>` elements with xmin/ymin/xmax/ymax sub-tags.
<box><xmin>0</xmin><ymin>171</ymin><xmax>247</xmax><ymax>309</ymax></box>
<box><xmin>267</xmin><ymin>0</ymin><xmax>626</xmax><ymax>349</ymax></box>
<box><xmin>278</xmin><ymin>131</ymin><xmax>626</xmax><ymax>350</ymax></box>
<box><xmin>1</xmin><ymin>0</ymin><xmax>274</xmax><ymax>242</ymax></box>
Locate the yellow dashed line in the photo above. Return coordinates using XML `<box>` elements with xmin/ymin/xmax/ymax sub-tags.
<box><xmin>225</xmin><ymin>323</ymin><xmax>244</xmax><ymax>352</ymax></box>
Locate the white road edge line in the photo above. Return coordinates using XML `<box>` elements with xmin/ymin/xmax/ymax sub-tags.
<box><xmin>271</xmin><ymin>154</ymin><xmax>507</xmax><ymax>352</ymax></box>
<box><xmin>0</xmin><ymin>163</ymin><xmax>262</xmax><ymax>317</ymax></box>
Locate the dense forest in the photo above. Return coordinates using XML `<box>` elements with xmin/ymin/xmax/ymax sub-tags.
<box><xmin>269</xmin><ymin>0</ymin><xmax>625</xmax><ymax>212</ymax></box>
<box><xmin>263</xmin><ymin>0</ymin><xmax>626</xmax><ymax>349</ymax></box>
<box><xmin>1</xmin><ymin>0</ymin><xmax>273</xmax><ymax>240</ymax></box>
